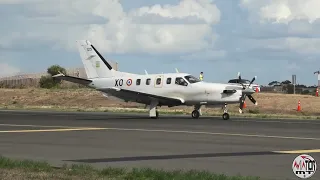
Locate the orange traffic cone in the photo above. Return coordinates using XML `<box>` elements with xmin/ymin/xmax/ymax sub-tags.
<box><xmin>297</xmin><ymin>100</ymin><xmax>301</xmax><ymax>111</ymax></box>
<box><xmin>255</xmin><ymin>87</ymin><xmax>259</xmax><ymax>93</ymax></box>
<box><xmin>316</xmin><ymin>88</ymin><xmax>319</xmax><ymax>97</ymax></box>
<box><xmin>243</xmin><ymin>101</ymin><xmax>246</xmax><ymax>108</ymax></box>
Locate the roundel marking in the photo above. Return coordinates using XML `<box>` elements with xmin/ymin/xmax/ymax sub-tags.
<box><xmin>126</xmin><ymin>79</ymin><xmax>132</xmax><ymax>86</ymax></box>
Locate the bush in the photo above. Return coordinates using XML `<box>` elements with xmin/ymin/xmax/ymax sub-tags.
<box><xmin>39</xmin><ymin>75</ymin><xmax>58</xmax><ymax>89</ymax></box>
<box><xmin>39</xmin><ymin>65</ymin><xmax>67</xmax><ymax>89</ymax></box>
<box><xmin>301</xmin><ymin>90</ymin><xmax>310</xmax><ymax>95</ymax></box>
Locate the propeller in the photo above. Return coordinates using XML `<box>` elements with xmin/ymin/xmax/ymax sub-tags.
<box><xmin>237</xmin><ymin>72</ymin><xmax>258</xmax><ymax>113</ymax></box>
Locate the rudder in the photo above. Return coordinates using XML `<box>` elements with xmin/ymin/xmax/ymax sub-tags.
<box><xmin>76</xmin><ymin>40</ymin><xmax>115</xmax><ymax>79</ymax></box>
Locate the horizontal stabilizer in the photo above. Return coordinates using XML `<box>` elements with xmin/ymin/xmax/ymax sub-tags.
<box><xmin>52</xmin><ymin>74</ymin><xmax>92</xmax><ymax>85</ymax></box>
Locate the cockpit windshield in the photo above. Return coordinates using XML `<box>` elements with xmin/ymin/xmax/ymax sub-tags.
<box><xmin>228</xmin><ymin>79</ymin><xmax>251</xmax><ymax>84</ymax></box>
<box><xmin>184</xmin><ymin>75</ymin><xmax>201</xmax><ymax>84</ymax></box>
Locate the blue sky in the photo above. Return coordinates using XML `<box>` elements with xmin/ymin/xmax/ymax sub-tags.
<box><xmin>1</xmin><ymin>0</ymin><xmax>320</xmax><ymax>86</ymax></box>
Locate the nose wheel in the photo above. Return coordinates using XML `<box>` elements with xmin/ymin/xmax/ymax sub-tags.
<box><xmin>222</xmin><ymin>103</ymin><xmax>230</xmax><ymax>120</ymax></box>
<box><xmin>222</xmin><ymin>112</ymin><xmax>229</xmax><ymax>120</ymax></box>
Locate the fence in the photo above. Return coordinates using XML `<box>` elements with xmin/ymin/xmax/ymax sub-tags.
<box><xmin>0</xmin><ymin>61</ymin><xmax>118</xmax><ymax>88</ymax></box>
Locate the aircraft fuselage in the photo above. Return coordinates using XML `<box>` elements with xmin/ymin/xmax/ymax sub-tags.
<box><xmin>88</xmin><ymin>73</ymin><xmax>243</xmax><ymax>107</ymax></box>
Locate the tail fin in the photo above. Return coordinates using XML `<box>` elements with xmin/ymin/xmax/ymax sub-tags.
<box><xmin>76</xmin><ymin>40</ymin><xmax>116</xmax><ymax>79</ymax></box>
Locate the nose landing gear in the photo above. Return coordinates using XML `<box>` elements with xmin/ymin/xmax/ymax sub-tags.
<box><xmin>222</xmin><ymin>103</ymin><xmax>230</xmax><ymax>120</ymax></box>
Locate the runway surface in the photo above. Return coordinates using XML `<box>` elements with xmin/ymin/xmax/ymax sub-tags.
<box><xmin>0</xmin><ymin>110</ymin><xmax>319</xmax><ymax>180</ymax></box>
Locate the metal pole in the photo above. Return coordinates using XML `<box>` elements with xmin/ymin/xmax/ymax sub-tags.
<box><xmin>292</xmin><ymin>75</ymin><xmax>296</xmax><ymax>94</ymax></box>
<box><xmin>318</xmin><ymin>73</ymin><xmax>320</xmax><ymax>87</ymax></box>
<box><xmin>314</xmin><ymin>70</ymin><xmax>320</xmax><ymax>87</ymax></box>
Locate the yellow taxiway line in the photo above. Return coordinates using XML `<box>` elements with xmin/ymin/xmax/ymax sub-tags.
<box><xmin>0</xmin><ymin>124</ymin><xmax>319</xmax><ymax>142</ymax></box>
<box><xmin>273</xmin><ymin>149</ymin><xmax>320</xmax><ymax>154</ymax></box>
<box><xmin>0</xmin><ymin>127</ymin><xmax>107</xmax><ymax>133</ymax></box>
<box><xmin>0</xmin><ymin>124</ymin><xmax>319</xmax><ymax>155</ymax></box>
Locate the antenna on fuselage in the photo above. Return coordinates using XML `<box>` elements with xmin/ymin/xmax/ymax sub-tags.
<box><xmin>175</xmin><ymin>68</ymin><xmax>179</xmax><ymax>73</ymax></box>
<box><xmin>144</xmin><ymin>70</ymin><xmax>148</xmax><ymax>75</ymax></box>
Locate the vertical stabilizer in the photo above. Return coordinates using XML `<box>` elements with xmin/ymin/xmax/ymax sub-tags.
<box><xmin>76</xmin><ymin>40</ymin><xmax>116</xmax><ymax>79</ymax></box>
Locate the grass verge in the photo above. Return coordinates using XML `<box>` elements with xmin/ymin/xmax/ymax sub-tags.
<box><xmin>0</xmin><ymin>104</ymin><xmax>319</xmax><ymax>120</ymax></box>
<box><xmin>1</xmin><ymin>88</ymin><xmax>319</xmax><ymax>120</ymax></box>
<box><xmin>0</xmin><ymin>156</ymin><xmax>260</xmax><ymax>180</ymax></box>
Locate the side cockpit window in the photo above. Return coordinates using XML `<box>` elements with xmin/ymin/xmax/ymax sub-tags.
<box><xmin>175</xmin><ymin>77</ymin><xmax>188</xmax><ymax>86</ymax></box>
<box><xmin>184</xmin><ymin>75</ymin><xmax>200</xmax><ymax>84</ymax></box>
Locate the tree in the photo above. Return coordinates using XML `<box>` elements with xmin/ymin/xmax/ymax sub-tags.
<box><xmin>39</xmin><ymin>65</ymin><xmax>67</xmax><ymax>89</ymax></box>
<box><xmin>47</xmin><ymin>65</ymin><xmax>67</xmax><ymax>84</ymax></box>
<box><xmin>281</xmin><ymin>80</ymin><xmax>291</xmax><ymax>84</ymax></box>
<box><xmin>268</xmin><ymin>81</ymin><xmax>280</xmax><ymax>86</ymax></box>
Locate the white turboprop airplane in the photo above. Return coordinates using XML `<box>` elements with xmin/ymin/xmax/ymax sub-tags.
<box><xmin>53</xmin><ymin>40</ymin><xmax>258</xmax><ymax>120</ymax></box>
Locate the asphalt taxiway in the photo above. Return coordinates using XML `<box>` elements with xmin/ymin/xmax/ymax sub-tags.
<box><xmin>0</xmin><ymin>110</ymin><xmax>319</xmax><ymax>180</ymax></box>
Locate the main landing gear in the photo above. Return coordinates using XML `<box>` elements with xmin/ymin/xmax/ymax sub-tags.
<box><xmin>191</xmin><ymin>105</ymin><xmax>201</xmax><ymax>119</ymax></box>
<box><xmin>149</xmin><ymin>100</ymin><xmax>159</xmax><ymax>119</ymax></box>
<box><xmin>190</xmin><ymin>103</ymin><xmax>230</xmax><ymax>120</ymax></box>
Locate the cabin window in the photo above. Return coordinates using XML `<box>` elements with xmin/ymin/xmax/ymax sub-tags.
<box><xmin>166</xmin><ymin>78</ymin><xmax>171</xmax><ymax>84</ymax></box>
<box><xmin>136</xmin><ymin>79</ymin><xmax>141</xmax><ymax>85</ymax></box>
<box><xmin>156</xmin><ymin>78</ymin><xmax>161</xmax><ymax>85</ymax></box>
<box><xmin>175</xmin><ymin>77</ymin><xmax>188</xmax><ymax>86</ymax></box>
<box><xmin>146</xmin><ymin>78</ymin><xmax>151</xmax><ymax>85</ymax></box>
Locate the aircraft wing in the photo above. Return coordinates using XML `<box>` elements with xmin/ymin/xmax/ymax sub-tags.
<box><xmin>99</xmin><ymin>87</ymin><xmax>184</xmax><ymax>106</ymax></box>
<box><xmin>52</xmin><ymin>73</ymin><xmax>92</xmax><ymax>85</ymax></box>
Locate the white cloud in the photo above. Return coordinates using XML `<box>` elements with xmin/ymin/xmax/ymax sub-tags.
<box><xmin>0</xmin><ymin>63</ymin><xmax>20</xmax><ymax>77</ymax></box>
<box><xmin>240</xmin><ymin>0</ymin><xmax>320</xmax><ymax>24</ymax></box>
<box><xmin>180</xmin><ymin>49</ymin><xmax>226</xmax><ymax>61</ymax></box>
<box><xmin>0</xmin><ymin>0</ymin><xmax>221</xmax><ymax>54</ymax></box>
<box><xmin>239</xmin><ymin>0</ymin><xmax>320</xmax><ymax>55</ymax></box>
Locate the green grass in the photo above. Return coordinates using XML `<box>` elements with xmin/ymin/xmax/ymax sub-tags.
<box><xmin>0</xmin><ymin>104</ymin><xmax>319</xmax><ymax>120</ymax></box>
<box><xmin>0</xmin><ymin>156</ymin><xmax>260</xmax><ymax>180</ymax></box>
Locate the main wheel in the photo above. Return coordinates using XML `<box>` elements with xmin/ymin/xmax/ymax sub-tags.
<box><xmin>222</xmin><ymin>113</ymin><xmax>229</xmax><ymax>120</ymax></box>
<box><xmin>191</xmin><ymin>110</ymin><xmax>200</xmax><ymax>119</ymax></box>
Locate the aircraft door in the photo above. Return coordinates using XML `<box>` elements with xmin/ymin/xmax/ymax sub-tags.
<box><xmin>154</xmin><ymin>75</ymin><xmax>163</xmax><ymax>88</ymax></box>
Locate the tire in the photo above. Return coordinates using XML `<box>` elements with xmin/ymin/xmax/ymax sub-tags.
<box><xmin>222</xmin><ymin>113</ymin><xmax>229</xmax><ymax>120</ymax></box>
<box><xmin>191</xmin><ymin>110</ymin><xmax>200</xmax><ymax>119</ymax></box>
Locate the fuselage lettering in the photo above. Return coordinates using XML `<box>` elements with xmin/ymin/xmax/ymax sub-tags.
<box><xmin>115</xmin><ymin>79</ymin><xmax>123</xmax><ymax>86</ymax></box>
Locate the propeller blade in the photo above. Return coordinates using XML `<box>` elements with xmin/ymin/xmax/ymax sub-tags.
<box><xmin>237</xmin><ymin>72</ymin><xmax>241</xmax><ymax>80</ymax></box>
<box><xmin>247</xmin><ymin>95</ymin><xmax>258</xmax><ymax>105</ymax></box>
<box><xmin>237</xmin><ymin>72</ymin><xmax>246</xmax><ymax>89</ymax></box>
<box><xmin>248</xmin><ymin>76</ymin><xmax>257</xmax><ymax>87</ymax></box>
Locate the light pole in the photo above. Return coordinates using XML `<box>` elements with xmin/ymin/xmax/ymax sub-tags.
<box><xmin>314</xmin><ymin>70</ymin><xmax>320</xmax><ymax>97</ymax></box>
<box><xmin>292</xmin><ymin>75</ymin><xmax>296</xmax><ymax>94</ymax></box>
<box><xmin>314</xmin><ymin>70</ymin><xmax>320</xmax><ymax>87</ymax></box>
